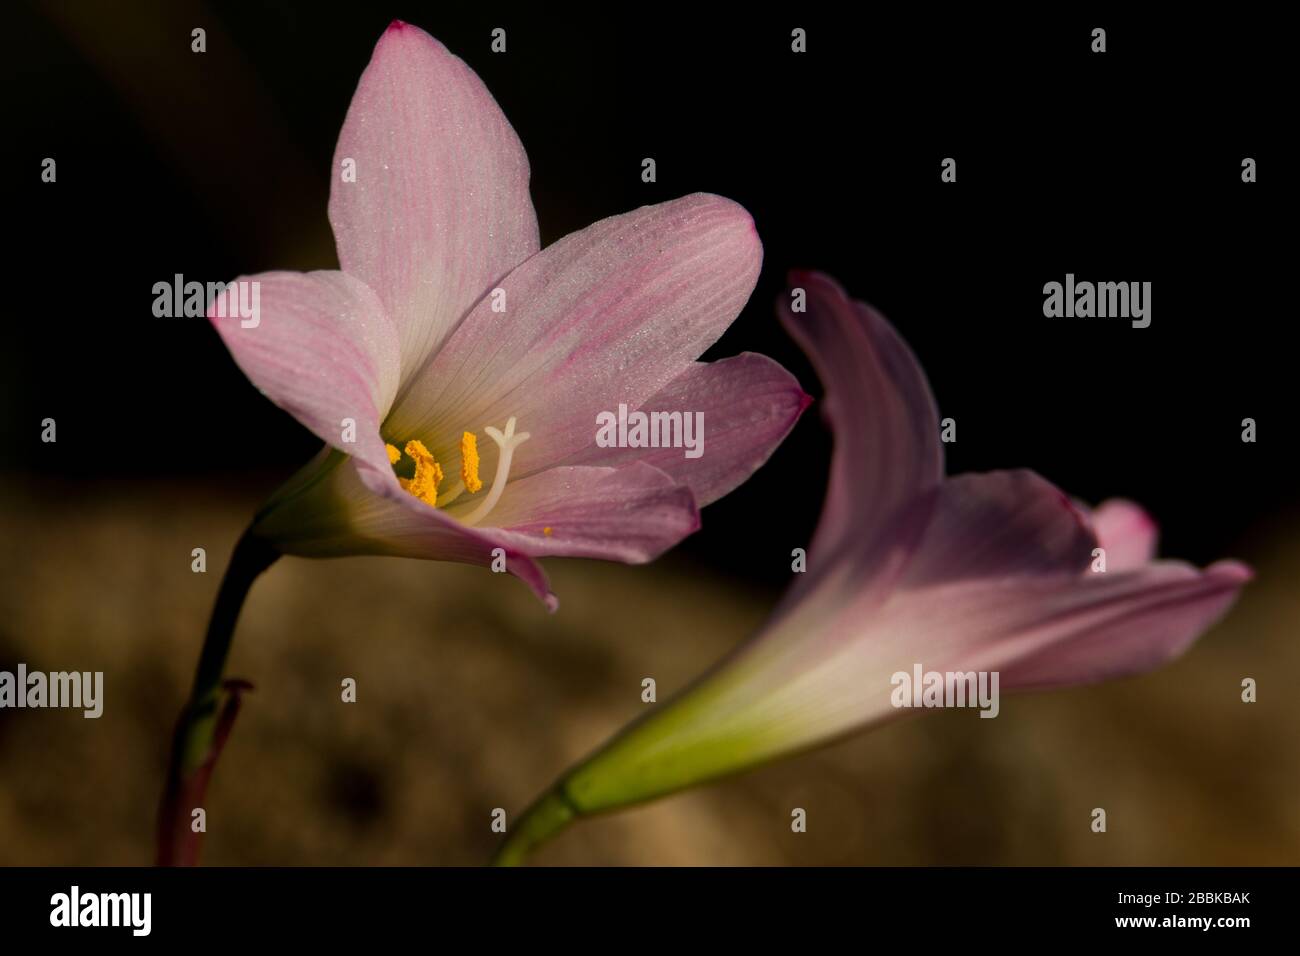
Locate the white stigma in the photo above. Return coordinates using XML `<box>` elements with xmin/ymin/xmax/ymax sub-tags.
<box><xmin>460</xmin><ymin>416</ymin><xmax>530</xmax><ymax>527</ymax></box>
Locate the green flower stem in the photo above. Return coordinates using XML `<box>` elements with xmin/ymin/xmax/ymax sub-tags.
<box><xmin>491</xmin><ymin>787</ymin><xmax>580</xmax><ymax>866</ymax></box>
<box><xmin>155</xmin><ymin>530</ymin><xmax>279</xmax><ymax>866</ymax></box>
<box><xmin>489</xmin><ymin>668</ymin><xmax>773</xmax><ymax>864</ymax></box>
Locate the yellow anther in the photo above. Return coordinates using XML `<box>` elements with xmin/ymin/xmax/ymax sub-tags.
<box><xmin>543</xmin><ymin>527</ymin><xmax>553</xmax><ymax>537</ymax></box>
<box><xmin>461</xmin><ymin>416</ymin><xmax>530</xmax><ymax>527</ymax></box>
<box><xmin>384</xmin><ymin>419</ymin><xmax>527</xmax><ymax>523</ymax></box>
<box><xmin>461</xmin><ymin>431</ymin><xmax>483</xmax><ymax>494</ymax></box>
<box><xmin>397</xmin><ymin>438</ymin><xmax>443</xmax><ymax>507</ymax></box>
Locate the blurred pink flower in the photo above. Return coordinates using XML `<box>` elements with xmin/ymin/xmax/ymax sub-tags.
<box><xmin>208</xmin><ymin>22</ymin><xmax>806</xmax><ymax>609</ymax></box>
<box><xmin>496</xmin><ymin>271</ymin><xmax>1251</xmax><ymax>858</ymax></box>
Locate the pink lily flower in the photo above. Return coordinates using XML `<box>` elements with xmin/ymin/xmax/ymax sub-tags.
<box><xmin>494</xmin><ymin>271</ymin><xmax>1251</xmax><ymax>863</ymax></box>
<box><xmin>208</xmin><ymin>22</ymin><xmax>807</xmax><ymax>610</ymax></box>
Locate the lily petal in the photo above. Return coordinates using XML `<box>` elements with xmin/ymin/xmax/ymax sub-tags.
<box><xmin>899</xmin><ymin>470</ymin><xmax>1096</xmax><ymax>587</ymax></box>
<box><xmin>1087</xmin><ymin>499</ymin><xmax>1159</xmax><ymax>571</ymax></box>
<box><xmin>329</xmin><ymin>21</ymin><xmax>539</xmax><ymax>381</ymax></box>
<box><xmin>778</xmin><ymin>271</ymin><xmax>944</xmax><ymax>562</ymax></box>
<box><xmin>560</xmin><ymin>354</ymin><xmax>811</xmax><ymax>506</ymax></box>
<box><xmin>676</xmin><ymin>467</ymin><xmax>1105</xmax><ymax>747</ymax></box>
<box><xmin>466</xmin><ymin>463</ymin><xmax>701</xmax><ymax>563</ymax></box>
<box><xmin>384</xmin><ymin>194</ymin><xmax>763</xmax><ymax>476</ymax></box>
<box><xmin>690</xmin><ymin>472</ymin><xmax>1235</xmax><ymax>760</ymax></box>
<box><xmin>558</xmin><ymin>528</ymin><xmax>1248</xmax><ymax>815</ymax></box>
<box><xmin>991</xmin><ymin>560</ymin><xmax>1252</xmax><ymax>689</ymax></box>
<box><xmin>208</xmin><ymin>270</ymin><xmax>400</xmax><ymax>484</ymax></box>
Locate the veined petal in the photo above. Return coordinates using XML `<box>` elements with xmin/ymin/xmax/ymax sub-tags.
<box><xmin>989</xmin><ymin>561</ymin><xmax>1252</xmax><ymax>689</ymax></box>
<box><xmin>560</xmin><ymin>354</ymin><xmax>811</xmax><ymax>507</ymax></box>
<box><xmin>899</xmin><ymin>470</ymin><xmax>1096</xmax><ymax>588</ymax></box>
<box><xmin>627</xmin><ymin>467</ymin><xmax>1104</xmax><ymax>760</ymax></box>
<box><xmin>552</xmin><ymin>476</ymin><xmax>1248</xmax><ymax>814</ymax></box>
<box><xmin>468</xmin><ymin>463</ymin><xmax>700</xmax><ymax>563</ymax></box>
<box><xmin>778</xmin><ymin>271</ymin><xmax>943</xmax><ymax>562</ymax></box>
<box><xmin>252</xmin><ymin>455</ymin><xmax>557</xmax><ymax>611</ymax></box>
<box><xmin>329</xmin><ymin>21</ymin><xmax>539</xmax><ymax>382</ymax></box>
<box><xmin>384</xmin><ymin>194</ymin><xmax>763</xmax><ymax>475</ymax></box>
<box><xmin>1087</xmin><ymin>499</ymin><xmax>1159</xmax><ymax>571</ymax></box>
<box><xmin>209</xmin><ymin>270</ymin><xmax>400</xmax><ymax>483</ymax></box>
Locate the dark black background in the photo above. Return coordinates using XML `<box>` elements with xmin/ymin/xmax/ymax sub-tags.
<box><xmin>6</xmin><ymin>3</ymin><xmax>1290</xmax><ymax>586</ymax></box>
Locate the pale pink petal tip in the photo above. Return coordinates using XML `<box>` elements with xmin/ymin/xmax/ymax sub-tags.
<box><xmin>331</xmin><ymin>18</ymin><xmax>539</xmax><ymax>382</ymax></box>
<box><xmin>1089</xmin><ymin>498</ymin><xmax>1160</xmax><ymax>571</ymax></box>
<box><xmin>1206</xmin><ymin>559</ymin><xmax>1254</xmax><ymax>584</ymax></box>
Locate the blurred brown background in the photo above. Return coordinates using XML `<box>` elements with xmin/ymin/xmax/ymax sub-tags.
<box><xmin>0</xmin><ymin>478</ymin><xmax>1295</xmax><ymax>865</ymax></box>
